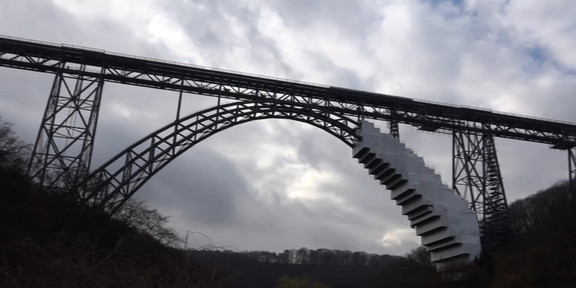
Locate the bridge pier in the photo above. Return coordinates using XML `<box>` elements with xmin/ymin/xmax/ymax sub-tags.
<box><xmin>388</xmin><ymin>109</ymin><xmax>400</xmax><ymax>138</ymax></box>
<box><xmin>28</xmin><ymin>65</ymin><xmax>104</xmax><ymax>193</ymax></box>
<box><xmin>452</xmin><ymin>130</ymin><xmax>508</xmax><ymax>252</ymax></box>
<box><xmin>569</xmin><ymin>148</ymin><xmax>576</xmax><ymax>210</ymax></box>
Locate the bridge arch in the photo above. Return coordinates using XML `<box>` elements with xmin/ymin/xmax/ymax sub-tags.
<box><xmin>79</xmin><ymin>99</ymin><xmax>480</xmax><ymax>265</ymax></box>
<box><xmin>80</xmin><ymin>100</ymin><xmax>361</xmax><ymax>214</ymax></box>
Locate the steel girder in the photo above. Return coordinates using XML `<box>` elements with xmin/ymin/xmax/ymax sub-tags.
<box><xmin>27</xmin><ymin>65</ymin><xmax>103</xmax><ymax>191</ymax></box>
<box><xmin>2</xmin><ymin>35</ymin><xmax>576</xmax><ymax>148</ymax></box>
<box><xmin>452</xmin><ymin>130</ymin><xmax>508</xmax><ymax>251</ymax></box>
<box><xmin>76</xmin><ymin>100</ymin><xmax>360</xmax><ymax>215</ymax></box>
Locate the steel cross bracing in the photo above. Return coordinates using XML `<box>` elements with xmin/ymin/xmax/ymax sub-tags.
<box><xmin>2</xmin><ymin>36</ymin><xmax>576</xmax><ymax>245</ymax></box>
<box><xmin>452</xmin><ymin>130</ymin><xmax>509</xmax><ymax>250</ymax></box>
<box><xmin>2</xmin><ymin>35</ymin><xmax>576</xmax><ymax>148</ymax></box>
<box><xmin>569</xmin><ymin>148</ymin><xmax>576</xmax><ymax>211</ymax></box>
<box><xmin>28</xmin><ymin>64</ymin><xmax>103</xmax><ymax>190</ymax></box>
<box><xmin>483</xmin><ymin>135</ymin><xmax>508</xmax><ymax>247</ymax></box>
<box><xmin>74</xmin><ymin>100</ymin><xmax>359</xmax><ymax>214</ymax></box>
<box><xmin>388</xmin><ymin>110</ymin><xmax>400</xmax><ymax>138</ymax></box>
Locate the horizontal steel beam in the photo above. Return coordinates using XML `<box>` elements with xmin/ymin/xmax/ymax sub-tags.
<box><xmin>2</xmin><ymin>35</ymin><xmax>576</xmax><ymax>147</ymax></box>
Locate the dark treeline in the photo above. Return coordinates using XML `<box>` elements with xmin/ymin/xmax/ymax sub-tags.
<box><xmin>507</xmin><ymin>181</ymin><xmax>573</xmax><ymax>236</ymax></box>
<box><xmin>241</xmin><ymin>247</ymin><xmax>404</xmax><ymax>267</ymax></box>
<box><xmin>191</xmin><ymin>180</ymin><xmax>576</xmax><ymax>288</ymax></box>
<box><xmin>192</xmin><ymin>248</ymin><xmax>438</xmax><ymax>288</ymax></box>
<box><xmin>489</xmin><ymin>181</ymin><xmax>576</xmax><ymax>287</ymax></box>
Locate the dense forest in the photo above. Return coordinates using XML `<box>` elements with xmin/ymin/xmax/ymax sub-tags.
<box><xmin>490</xmin><ymin>181</ymin><xmax>576</xmax><ymax>287</ymax></box>
<box><xmin>191</xmin><ymin>248</ymin><xmax>437</xmax><ymax>288</ymax></box>
<box><xmin>1</xmin><ymin>117</ymin><xmax>575</xmax><ymax>287</ymax></box>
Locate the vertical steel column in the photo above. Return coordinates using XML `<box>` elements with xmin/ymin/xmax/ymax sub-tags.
<box><xmin>569</xmin><ymin>148</ymin><xmax>576</xmax><ymax>210</ymax></box>
<box><xmin>452</xmin><ymin>130</ymin><xmax>486</xmax><ymax>217</ymax></box>
<box><xmin>482</xmin><ymin>135</ymin><xmax>509</xmax><ymax>249</ymax></box>
<box><xmin>452</xmin><ymin>130</ymin><xmax>508</xmax><ymax>251</ymax></box>
<box><xmin>28</xmin><ymin>65</ymin><xmax>104</xmax><ymax>193</ymax></box>
<box><xmin>389</xmin><ymin>109</ymin><xmax>399</xmax><ymax>138</ymax></box>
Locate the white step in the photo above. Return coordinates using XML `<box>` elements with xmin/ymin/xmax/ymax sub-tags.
<box><xmin>415</xmin><ymin>216</ymin><xmax>447</xmax><ymax>236</ymax></box>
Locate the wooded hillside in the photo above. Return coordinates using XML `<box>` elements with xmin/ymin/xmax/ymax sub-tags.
<box><xmin>1</xmin><ymin>117</ymin><xmax>575</xmax><ymax>287</ymax></box>
<box><xmin>490</xmin><ymin>181</ymin><xmax>576</xmax><ymax>287</ymax></box>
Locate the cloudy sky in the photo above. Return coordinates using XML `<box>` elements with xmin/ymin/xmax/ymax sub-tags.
<box><xmin>1</xmin><ymin>0</ymin><xmax>575</xmax><ymax>255</ymax></box>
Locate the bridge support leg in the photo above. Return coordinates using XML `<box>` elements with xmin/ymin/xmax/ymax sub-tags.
<box><xmin>569</xmin><ymin>148</ymin><xmax>576</xmax><ymax>210</ymax></box>
<box><xmin>388</xmin><ymin>110</ymin><xmax>399</xmax><ymax>138</ymax></box>
<box><xmin>388</xmin><ymin>119</ymin><xmax>399</xmax><ymax>138</ymax></box>
<box><xmin>452</xmin><ymin>130</ymin><xmax>508</xmax><ymax>252</ymax></box>
<box><xmin>28</xmin><ymin>66</ymin><xmax>104</xmax><ymax>193</ymax></box>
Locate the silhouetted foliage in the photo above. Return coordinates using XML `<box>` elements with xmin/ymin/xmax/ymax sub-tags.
<box><xmin>114</xmin><ymin>198</ymin><xmax>181</xmax><ymax>246</ymax></box>
<box><xmin>276</xmin><ymin>275</ymin><xmax>330</xmax><ymax>288</ymax></box>
<box><xmin>406</xmin><ymin>246</ymin><xmax>433</xmax><ymax>267</ymax></box>
<box><xmin>0</xmin><ymin>168</ymin><xmax>233</xmax><ymax>287</ymax></box>
<box><xmin>192</xmin><ymin>249</ymin><xmax>437</xmax><ymax>288</ymax></box>
<box><xmin>0</xmin><ymin>117</ymin><xmax>30</xmax><ymax>172</ymax></box>
<box><xmin>0</xmin><ymin>119</ymin><xmax>230</xmax><ymax>287</ymax></box>
<box><xmin>240</xmin><ymin>248</ymin><xmax>399</xmax><ymax>267</ymax></box>
<box><xmin>491</xmin><ymin>181</ymin><xmax>576</xmax><ymax>288</ymax></box>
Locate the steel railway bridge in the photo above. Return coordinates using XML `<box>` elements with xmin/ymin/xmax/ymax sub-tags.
<box><xmin>1</xmin><ymin>35</ymin><xmax>576</xmax><ymax>257</ymax></box>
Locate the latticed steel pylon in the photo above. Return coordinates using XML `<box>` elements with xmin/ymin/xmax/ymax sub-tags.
<box><xmin>569</xmin><ymin>149</ymin><xmax>576</xmax><ymax>211</ymax></box>
<box><xmin>452</xmin><ymin>130</ymin><xmax>509</xmax><ymax>251</ymax></box>
<box><xmin>388</xmin><ymin>109</ymin><xmax>400</xmax><ymax>138</ymax></box>
<box><xmin>28</xmin><ymin>66</ymin><xmax>104</xmax><ymax>193</ymax></box>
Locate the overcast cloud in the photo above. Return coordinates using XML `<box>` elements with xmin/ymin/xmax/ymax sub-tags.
<box><xmin>1</xmin><ymin>0</ymin><xmax>575</xmax><ymax>255</ymax></box>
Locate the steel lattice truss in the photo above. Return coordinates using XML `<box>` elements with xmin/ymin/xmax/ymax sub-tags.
<box><xmin>28</xmin><ymin>65</ymin><xmax>103</xmax><ymax>190</ymax></box>
<box><xmin>3</xmin><ymin>35</ymin><xmax>576</xmax><ymax>250</ymax></box>
<box><xmin>2</xmin><ymin>35</ymin><xmax>576</xmax><ymax>147</ymax></box>
<box><xmin>76</xmin><ymin>100</ymin><xmax>359</xmax><ymax>214</ymax></box>
<box><xmin>452</xmin><ymin>130</ymin><xmax>509</xmax><ymax>249</ymax></box>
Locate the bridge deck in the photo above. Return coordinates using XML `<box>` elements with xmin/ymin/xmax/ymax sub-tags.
<box><xmin>1</xmin><ymin>35</ymin><xmax>575</xmax><ymax>147</ymax></box>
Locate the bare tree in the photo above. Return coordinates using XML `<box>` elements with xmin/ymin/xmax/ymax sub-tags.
<box><xmin>0</xmin><ymin>117</ymin><xmax>30</xmax><ymax>172</ymax></box>
<box><xmin>406</xmin><ymin>246</ymin><xmax>433</xmax><ymax>267</ymax></box>
<box><xmin>114</xmin><ymin>199</ymin><xmax>182</xmax><ymax>247</ymax></box>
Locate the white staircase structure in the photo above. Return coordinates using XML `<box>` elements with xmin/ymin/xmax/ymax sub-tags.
<box><xmin>353</xmin><ymin>121</ymin><xmax>481</xmax><ymax>266</ymax></box>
